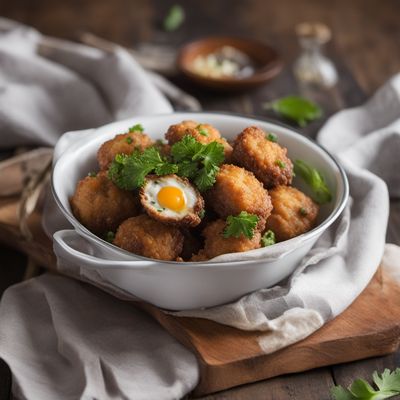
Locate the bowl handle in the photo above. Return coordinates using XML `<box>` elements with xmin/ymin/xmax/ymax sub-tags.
<box><xmin>53</xmin><ymin>230</ymin><xmax>155</xmax><ymax>270</ymax></box>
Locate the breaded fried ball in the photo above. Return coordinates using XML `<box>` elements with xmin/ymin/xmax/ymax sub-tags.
<box><xmin>206</xmin><ymin>164</ymin><xmax>272</xmax><ymax>230</ymax></box>
<box><xmin>165</xmin><ymin>120</ymin><xmax>233</xmax><ymax>159</ymax></box>
<box><xmin>191</xmin><ymin>219</ymin><xmax>261</xmax><ymax>261</ymax></box>
<box><xmin>113</xmin><ymin>215</ymin><xmax>184</xmax><ymax>261</ymax></box>
<box><xmin>265</xmin><ymin>186</ymin><xmax>319</xmax><ymax>242</ymax></box>
<box><xmin>97</xmin><ymin>131</ymin><xmax>154</xmax><ymax>170</ymax></box>
<box><xmin>70</xmin><ymin>171</ymin><xmax>138</xmax><ymax>235</ymax></box>
<box><xmin>232</xmin><ymin>126</ymin><xmax>293</xmax><ymax>188</ymax></box>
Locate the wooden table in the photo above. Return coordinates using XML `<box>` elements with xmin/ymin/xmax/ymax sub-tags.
<box><xmin>0</xmin><ymin>1</ymin><xmax>400</xmax><ymax>399</ymax></box>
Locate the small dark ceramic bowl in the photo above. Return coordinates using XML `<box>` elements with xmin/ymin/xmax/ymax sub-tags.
<box><xmin>177</xmin><ymin>36</ymin><xmax>283</xmax><ymax>91</ymax></box>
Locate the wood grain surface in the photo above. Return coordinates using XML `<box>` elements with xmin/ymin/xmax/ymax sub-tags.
<box><xmin>0</xmin><ymin>1</ymin><xmax>400</xmax><ymax>399</ymax></box>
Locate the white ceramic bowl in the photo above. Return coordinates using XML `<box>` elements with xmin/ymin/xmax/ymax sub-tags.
<box><xmin>52</xmin><ymin>112</ymin><xmax>348</xmax><ymax>310</ymax></box>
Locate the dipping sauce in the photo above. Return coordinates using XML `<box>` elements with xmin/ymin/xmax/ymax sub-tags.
<box><xmin>190</xmin><ymin>46</ymin><xmax>256</xmax><ymax>79</ymax></box>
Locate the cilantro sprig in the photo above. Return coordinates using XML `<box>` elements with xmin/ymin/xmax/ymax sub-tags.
<box><xmin>163</xmin><ymin>4</ymin><xmax>185</xmax><ymax>32</ymax></box>
<box><xmin>129</xmin><ymin>124</ymin><xmax>144</xmax><ymax>133</ymax></box>
<box><xmin>171</xmin><ymin>135</ymin><xmax>225</xmax><ymax>192</ymax></box>
<box><xmin>108</xmin><ymin>135</ymin><xmax>224</xmax><ymax>192</ymax></box>
<box><xmin>108</xmin><ymin>147</ymin><xmax>177</xmax><ymax>190</ymax></box>
<box><xmin>261</xmin><ymin>230</ymin><xmax>276</xmax><ymax>247</ymax></box>
<box><xmin>294</xmin><ymin>159</ymin><xmax>332</xmax><ymax>204</ymax></box>
<box><xmin>223</xmin><ymin>211</ymin><xmax>259</xmax><ymax>239</ymax></box>
<box><xmin>331</xmin><ymin>368</ymin><xmax>400</xmax><ymax>400</ymax></box>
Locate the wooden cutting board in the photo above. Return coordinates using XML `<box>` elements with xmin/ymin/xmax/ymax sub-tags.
<box><xmin>1</xmin><ymin>194</ymin><xmax>400</xmax><ymax>396</ymax></box>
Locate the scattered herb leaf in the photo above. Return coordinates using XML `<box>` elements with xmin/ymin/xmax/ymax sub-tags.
<box><xmin>126</xmin><ymin>136</ymin><xmax>133</xmax><ymax>144</ymax></box>
<box><xmin>223</xmin><ymin>211</ymin><xmax>259</xmax><ymax>239</ymax></box>
<box><xmin>299</xmin><ymin>207</ymin><xmax>308</xmax><ymax>216</ymax></box>
<box><xmin>163</xmin><ymin>4</ymin><xmax>185</xmax><ymax>32</ymax></box>
<box><xmin>294</xmin><ymin>159</ymin><xmax>332</xmax><ymax>204</ymax></box>
<box><xmin>275</xmin><ymin>159</ymin><xmax>286</xmax><ymax>169</ymax></box>
<box><xmin>263</xmin><ymin>95</ymin><xmax>322</xmax><ymax>127</ymax></box>
<box><xmin>331</xmin><ymin>368</ymin><xmax>400</xmax><ymax>400</ymax></box>
<box><xmin>128</xmin><ymin>124</ymin><xmax>144</xmax><ymax>133</ymax></box>
<box><xmin>261</xmin><ymin>230</ymin><xmax>276</xmax><ymax>247</ymax></box>
<box><xmin>266</xmin><ymin>133</ymin><xmax>277</xmax><ymax>142</ymax></box>
<box><xmin>88</xmin><ymin>171</ymin><xmax>97</xmax><ymax>178</ymax></box>
<box><xmin>104</xmin><ymin>231</ymin><xmax>115</xmax><ymax>243</ymax></box>
<box><xmin>197</xmin><ymin>124</ymin><xmax>209</xmax><ymax>137</ymax></box>
<box><xmin>199</xmin><ymin>209</ymin><xmax>205</xmax><ymax>219</ymax></box>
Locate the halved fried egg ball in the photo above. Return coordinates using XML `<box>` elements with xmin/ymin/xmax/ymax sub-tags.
<box><xmin>70</xmin><ymin>171</ymin><xmax>139</xmax><ymax>235</ymax></box>
<box><xmin>97</xmin><ymin>131</ymin><xmax>154</xmax><ymax>170</ymax></box>
<box><xmin>113</xmin><ymin>215</ymin><xmax>184</xmax><ymax>261</ymax></box>
<box><xmin>265</xmin><ymin>185</ymin><xmax>319</xmax><ymax>242</ymax></box>
<box><xmin>232</xmin><ymin>126</ymin><xmax>293</xmax><ymax>188</ymax></box>
<box><xmin>165</xmin><ymin>120</ymin><xmax>233</xmax><ymax>159</ymax></box>
<box><xmin>139</xmin><ymin>174</ymin><xmax>205</xmax><ymax>227</ymax></box>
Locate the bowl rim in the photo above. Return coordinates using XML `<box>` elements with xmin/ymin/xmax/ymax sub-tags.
<box><xmin>51</xmin><ymin>111</ymin><xmax>349</xmax><ymax>267</ymax></box>
<box><xmin>177</xmin><ymin>35</ymin><xmax>284</xmax><ymax>85</ymax></box>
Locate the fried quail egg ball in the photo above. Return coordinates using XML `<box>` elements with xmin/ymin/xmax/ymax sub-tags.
<box><xmin>140</xmin><ymin>174</ymin><xmax>204</xmax><ymax>227</ymax></box>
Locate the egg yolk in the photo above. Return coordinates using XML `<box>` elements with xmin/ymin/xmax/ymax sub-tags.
<box><xmin>157</xmin><ymin>186</ymin><xmax>186</xmax><ymax>212</ymax></box>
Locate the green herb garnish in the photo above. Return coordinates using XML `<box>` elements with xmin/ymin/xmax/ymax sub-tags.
<box><xmin>299</xmin><ymin>207</ymin><xmax>308</xmax><ymax>216</ymax></box>
<box><xmin>126</xmin><ymin>136</ymin><xmax>133</xmax><ymax>144</ymax></box>
<box><xmin>108</xmin><ymin>147</ymin><xmax>178</xmax><ymax>190</ymax></box>
<box><xmin>261</xmin><ymin>230</ymin><xmax>276</xmax><ymax>247</ymax></box>
<box><xmin>223</xmin><ymin>211</ymin><xmax>259</xmax><ymax>239</ymax></box>
<box><xmin>88</xmin><ymin>171</ymin><xmax>97</xmax><ymax>178</ymax></box>
<box><xmin>128</xmin><ymin>124</ymin><xmax>144</xmax><ymax>133</ymax></box>
<box><xmin>105</xmin><ymin>231</ymin><xmax>115</xmax><ymax>243</ymax></box>
<box><xmin>199</xmin><ymin>209</ymin><xmax>205</xmax><ymax>219</ymax></box>
<box><xmin>263</xmin><ymin>95</ymin><xmax>322</xmax><ymax>127</ymax></box>
<box><xmin>275</xmin><ymin>159</ymin><xmax>286</xmax><ymax>169</ymax></box>
<box><xmin>331</xmin><ymin>368</ymin><xmax>400</xmax><ymax>400</ymax></box>
<box><xmin>163</xmin><ymin>4</ymin><xmax>185</xmax><ymax>32</ymax></box>
<box><xmin>171</xmin><ymin>135</ymin><xmax>225</xmax><ymax>192</ymax></box>
<box><xmin>266</xmin><ymin>133</ymin><xmax>277</xmax><ymax>142</ymax></box>
<box><xmin>294</xmin><ymin>159</ymin><xmax>332</xmax><ymax>204</ymax></box>
<box><xmin>197</xmin><ymin>125</ymin><xmax>209</xmax><ymax>137</ymax></box>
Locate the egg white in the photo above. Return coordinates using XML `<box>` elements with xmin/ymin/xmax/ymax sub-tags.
<box><xmin>143</xmin><ymin>176</ymin><xmax>198</xmax><ymax>218</ymax></box>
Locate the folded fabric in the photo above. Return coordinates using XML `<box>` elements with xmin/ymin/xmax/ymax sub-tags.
<box><xmin>0</xmin><ymin>17</ymin><xmax>399</xmax><ymax>400</ymax></box>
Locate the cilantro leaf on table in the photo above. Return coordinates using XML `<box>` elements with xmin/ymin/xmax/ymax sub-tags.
<box><xmin>263</xmin><ymin>95</ymin><xmax>322</xmax><ymax>127</ymax></box>
<box><xmin>331</xmin><ymin>368</ymin><xmax>400</xmax><ymax>400</ymax></box>
<box><xmin>163</xmin><ymin>4</ymin><xmax>185</xmax><ymax>32</ymax></box>
<box><xmin>294</xmin><ymin>159</ymin><xmax>332</xmax><ymax>204</ymax></box>
<box><xmin>128</xmin><ymin>123</ymin><xmax>144</xmax><ymax>133</ymax></box>
<box><xmin>261</xmin><ymin>230</ymin><xmax>276</xmax><ymax>247</ymax></box>
<box><xmin>223</xmin><ymin>211</ymin><xmax>259</xmax><ymax>239</ymax></box>
<box><xmin>108</xmin><ymin>147</ymin><xmax>176</xmax><ymax>190</ymax></box>
<box><xmin>171</xmin><ymin>135</ymin><xmax>225</xmax><ymax>192</ymax></box>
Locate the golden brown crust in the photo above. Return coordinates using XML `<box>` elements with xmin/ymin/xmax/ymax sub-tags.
<box><xmin>97</xmin><ymin>131</ymin><xmax>154</xmax><ymax>170</ymax></box>
<box><xmin>139</xmin><ymin>175</ymin><xmax>205</xmax><ymax>227</ymax></box>
<box><xmin>70</xmin><ymin>171</ymin><xmax>138</xmax><ymax>235</ymax></box>
<box><xmin>165</xmin><ymin>120</ymin><xmax>233</xmax><ymax>159</ymax></box>
<box><xmin>191</xmin><ymin>219</ymin><xmax>261</xmax><ymax>261</ymax></box>
<box><xmin>206</xmin><ymin>164</ymin><xmax>272</xmax><ymax>230</ymax></box>
<box><xmin>232</xmin><ymin>126</ymin><xmax>293</xmax><ymax>188</ymax></box>
<box><xmin>265</xmin><ymin>186</ymin><xmax>319</xmax><ymax>242</ymax></box>
<box><xmin>113</xmin><ymin>215</ymin><xmax>184</xmax><ymax>261</ymax></box>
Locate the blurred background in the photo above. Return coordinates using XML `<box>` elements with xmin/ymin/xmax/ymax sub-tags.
<box><xmin>1</xmin><ymin>0</ymin><xmax>399</xmax><ymax>94</ymax></box>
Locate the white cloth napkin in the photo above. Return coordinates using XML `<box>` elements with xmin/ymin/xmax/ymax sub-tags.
<box><xmin>0</xmin><ymin>18</ymin><xmax>400</xmax><ymax>400</ymax></box>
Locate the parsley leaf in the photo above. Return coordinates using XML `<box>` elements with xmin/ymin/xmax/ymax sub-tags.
<box><xmin>125</xmin><ymin>136</ymin><xmax>133</xmax><ymax>144</ymax></box>
<box><xmin>163</xmin><ymin>4</ymin><xmax>185</xmax><ymax>32</ymax></box>
<box><xmin>197</xmin><ymin>124</ymin><xmax>209</xmax><ymax>137</ymax></box>
<box><xmin>108</xmin><ymin>147</ymin><xmax>175</xmax><ymax>190</ymax></box>
<box><xmin>266</xmin><ymin>133</ymin><xmax>277</xmax><ymax>142</ymax></box>
<box><xmin>261</xmin><ymin>230</ymin><xmax>276</xmax><ymax>247</ymax></box>
<box><xmin>104</xmin><ymin>231</ymin><xmax>115</xmax><ymax>243</ymax></box>
<box><xmin>331</xmin><ymin>368</ymin><xmax>400</xmax><ymax>400</ymax></box>
<box><xmin>223</xmin><ymin>211</ymin><xmax>259</xmax><ymax>239</ymax></box>
<box><xmin>294</xmin><ymin>160</ymin><xmax>332</xmax><ymax>204</ymax></box>
<box><xmin>263</xmin><ymin>95</ymin><xmax>322</xmax><ymax>127</ymax></box>
<box><xmin>171</xmin><ymin>135</ymin><xmax>225</xmax><ymax>192</ymax></box>
<box><xmin>88</xmin><ymin>171</ymin><xmax>97</xmax><ymax>177</ymax></box>
<box><xmin>275</xmin><ymin>159</ymin><xmax>286</xmax><ymax>169</ymax></box>
<box><xmin>129</xmin><ymin>124</ymin><xmax>144</xmax><ymax>133</ymax></box>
